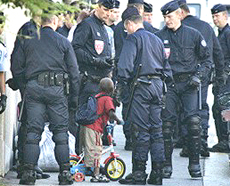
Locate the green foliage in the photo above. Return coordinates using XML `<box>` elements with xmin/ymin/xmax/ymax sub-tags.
<box><xmin>0</xmin><ymin>0</ymin><xmax>85</xmax><ymax>17</ymax></box>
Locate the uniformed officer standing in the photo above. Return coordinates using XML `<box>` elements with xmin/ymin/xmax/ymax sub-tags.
<box><xmin>118</xmin><ymin>7</ymin><xmax>172</xmax><ymax>185</ymax></box>
<box><xmin>178</xmin><ymin>0</ymin><xmax>225</xmax><ymax>157</ymax></box>
<box><xmin>114</xmin><ymin>0</ymin><xmax>159</xmax><ymax>151</ymax></box>
<box><xmin>0</xmin><ymin>11</ymin><xmax>8</xmax><ymax>114</ymax></box>
<box><xmin>143</xmin><ymin>2</ymin><xmax>153</xmax><ymax>25</ymax></box>
<box><xmin>156</xmin><ymin>1</ymin><xmax>211</xmax><ymax>178</ymax></box>
<box><xmin>11</xmin><ymin>14</ymin><xmax>80</xmax><ymax>185</ymax></box>
<box><xmin>9</xmin><ymin>13</ymin><xmax>51</xmax><ymax>179</ymax></box>
<box><xmin>210</xmin><ymin>4</ymin><xmax>230</xmax><ymax>153</ymax></box>
<box><xmin>71</xmin><ymin>0</ymin><xmax>115</xmax><ymax>154</ymax></box>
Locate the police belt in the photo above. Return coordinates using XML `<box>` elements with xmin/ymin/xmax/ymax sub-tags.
<box><xmin>137</xmin><ymin>75</ymin><xmax>162</xmax><ymax>85</ymax></box>
<box><xmin>173</xmin><ymin>73</ymin><xmax>192</xmax><ymax>83</ymax></box>
<box><xmin>34</xmin><ymin>72</ymin><xmax>67</xmax><ymax>86</ymax></box>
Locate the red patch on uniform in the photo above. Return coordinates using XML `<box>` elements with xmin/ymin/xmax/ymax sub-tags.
<box><xmin>95</xmin><ymin>40</ymin><xmax>104</xmax><ymax>55</ymax></box>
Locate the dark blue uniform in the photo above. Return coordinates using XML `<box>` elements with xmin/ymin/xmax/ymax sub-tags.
<box><xmin>156</xmin><ymin>24</ymin><xmax>211</xmax><ymax>178</ymax></box>
<box><xmin>181</xmin><ymin>15</ymin><xmax>225</xmax><ymax>156</ymax></box>
<box><xmin>114</xmin><ymin>21</ymin><xmax>158</xmax><ymax>148</ymax></box>
<box><xmin>57</xmin><ymin>24</ymin><xmax>71</xmax><ymax>38</ymax></box>
<box><xmin>212</xmin><ymin>23</ymin><xmax>230</xmax><ymax>149</ymax></box>
<box><xmin>12</xmin><ymin>25</ymin><xmax>80</xmax><ymax>175</ymax></box>
<box><xmin>10</xmin><ymin>19</ymin><xmax>39</xmax><ymax>176</ymax></box>
<box><xmin>118</xmin><ymin>28</ymin><xmax>172</xmax><ymax>181</ymax></box>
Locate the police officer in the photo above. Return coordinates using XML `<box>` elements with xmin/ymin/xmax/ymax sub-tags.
<box><xmin>11</xmin><ymin>13</ymin><xmax>80</xmax><ymax>185</ymax></box>
<box><xmin>156</xmin><ymin>1</ymin><xmax>211</xmax><ymax>178</ymax></box>
<box><xmin>9</xmin><ymin>12</ymin><xmax>51</xmax><ymax>179</ymax></box>
<box><xmin>177</xmin><ymin>0</ymin><xmax>225</xmax><ymax>157</ymax></box>
<box><xmin>210</xmin><ymin>4</ymin><xmax>230</xmax><ymax>153</ymax></box>
<box><xmin>72</xmin><ymin>0</ymin><xmax>115</xmax><ymax>154</ymax></box>
<box><xmin>106</xmin><ymin>0</ymin><xmax>120</xmax><ymax>31</ymax></box>
<box><xmin>143</xmin><ymin>2</ymin><xmax>153</xmax><ymax>25</ymax></box>
<box><xmin>118</xmin><ymin>6</ymin><xmax>172</xmax><ymax>185</ymax></box>
<box><xmin>0</xmin><ymin>11</ymin><xmax>8</xmax><ymax>114</ymax></box>
<box><xmin>114</xmin><ymin>0</ymin><xmax>159</xmax><ymax>151</ymax></box>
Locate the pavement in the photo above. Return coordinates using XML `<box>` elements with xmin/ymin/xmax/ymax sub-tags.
<box><xmin>1</xmin><ymin>99</ymin><xmax>230</xmax><ymax>186</ymax></box>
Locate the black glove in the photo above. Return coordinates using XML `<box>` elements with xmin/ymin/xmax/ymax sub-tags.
<box><xmin>93</xmin><ymin>57</ymin><xmax>112</xmax><ymax>68</ymax></box>
<box><xmin>0</xmin><ymin>95</ymin><xmax>7</xmax><ymax>114</ymax></box>
<box><xmin>69</xmin><ymin>97</ymin><xmax>78</xmax><ymax>109</ymax></box>
<box><xmin>6</xmin><ymin>78</ymin><xmax>19</xmax><ymax>91</ymax></box>
<box><xmin>189</xmin><ymin>75</ymin><xmax>201</xmax><ymax>88</ymax></box>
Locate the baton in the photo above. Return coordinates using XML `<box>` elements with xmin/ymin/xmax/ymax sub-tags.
<box><xmin>124</xmin><ymin>64</ymin><xmax>142</xmax><ymax>121</ymax></box>
<box><xmin>199</xmin><ymin>82</ymin><xmax>202</xmax><ymax>110</ymax></box>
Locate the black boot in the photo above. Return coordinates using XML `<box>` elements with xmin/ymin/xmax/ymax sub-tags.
<box><xmin>119</xmin><ymin>158</ymin><xmax>136</xmax><ymax>184</ymax></box>
<box><xmin>119</xmin><ymin>161</ymin><xmax>147</xmax><ymax>185</ymax></box>
<box><xmin>19</xmin><ymin>164</ymin><xmax>36</xmax><ymax>185</ymax></box>
<box><xmin>200</xmin><ymin>129</ymin><xmax>210</xmax><ymax>157</ymax></box>
<box><xmin>58</xmin><ymin>163</ymin><xmax>73</xmax><ymax>185</ymax></box>
<box><xmin>188</xmin><ymin>163</ymin><xmax>202</xmax><ymax>178</ymax></box>
<box><xmin>147</xmin><ymin>162</ymin><xmax>163</xmax><ymax>185</ymax></box>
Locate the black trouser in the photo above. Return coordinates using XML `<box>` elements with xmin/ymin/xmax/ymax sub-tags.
<box><xmin>23</xmin><ymin>80</ymin><xmax>70</xmax><ymax>166</ymax></box>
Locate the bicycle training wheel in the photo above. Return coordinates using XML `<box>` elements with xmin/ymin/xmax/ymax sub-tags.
<box><xmin>104</xmin><ymin>157</ymin><xmax>126</xmax><ymax>181</ymax></box>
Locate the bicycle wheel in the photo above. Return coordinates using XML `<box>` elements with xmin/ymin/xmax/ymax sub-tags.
<box><xmin>104</xmin><ymin>157</ymin><xmax>126</xmax><ymax>181</ymax></box>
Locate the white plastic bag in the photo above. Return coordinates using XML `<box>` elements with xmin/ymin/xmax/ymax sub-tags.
<box><xmin>38</xmin><ymin>124</ymin><xmax>76</xmax><ymax>171</ymax></box>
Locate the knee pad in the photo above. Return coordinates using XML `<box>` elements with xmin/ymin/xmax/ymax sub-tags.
<box><xmin>52</xmin><ymin>132</ymin><xmax>69</xmax><ymax>146</ymax></box>
<box><xmin>187</xmin><ymin>116</ymin><xmax>201</xmax><ymax>136</ymax></box>
<box><xmin>25</xmin><ymin>132</ymin><xmax>41</xmax><ymax>145</ymax></box>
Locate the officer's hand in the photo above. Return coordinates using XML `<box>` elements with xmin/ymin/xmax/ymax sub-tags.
<box><xmin>6</xmin><ymin>78</ymin><xmax>19</xmax><ymax>91</ymax></box>
<box><xmin>0</xmin><ymin>95</ymin><xmax>7</xmax><ymax>114</ymax></box>
<box><xmin>189</xmin><ymin>75</ymin><xmax>201</xmax><ymax>88</ymax></box>
<box><xmin>93</xmin><ymin>57</ymin><xmax>112</xmax><ymax>68</ymax></box>
<box><xmin>69</xmin><ymin>97</ymin><xmax>78</xmax><ymax>109</ymax></box>
<box><xmin>106</xmin><ymin>58</ymin><xmax>115</xmax><ymax>66</ymax></box>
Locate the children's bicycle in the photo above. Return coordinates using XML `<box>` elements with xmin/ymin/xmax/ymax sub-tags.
<box><xmin>70</xmin><ymin>122</ymin><xmax>126</xmax><ymax>182</ymax></box>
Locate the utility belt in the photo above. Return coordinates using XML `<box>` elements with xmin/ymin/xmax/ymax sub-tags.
<box><xmin>35</xmin><ymin>71</ymin><xmax>68</xmax><ymax>87</ymax></box>
<box><xmin>173</xmin><ymin>73</ymin><xmax>192</xmax><ymax>83</ymax></box>
<box><xmin>137</xmin><ymin>74</ymin><xmax>162</xmax><ymax>85</ymax></box>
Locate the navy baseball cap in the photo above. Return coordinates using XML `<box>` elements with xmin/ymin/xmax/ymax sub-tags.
<box><xmin>98</xmin><ymin>0</ymin><xmax>115</xmax><ymax>9</ymax></box>
<box><xmin>114</xmin><ymin>0</ymin><xmax>120</xmax><ymax>9</ymax></box>
<box><xmin>122</xmin><ymin>6</ymin><xmax>140</xmax><ymax>22</ymax></box>
<box><xmin>211</xmin><ymin>4</ymin><xmax>227</xmax><ymax>14</ymax></box>
<box><xmin>175</xmin><ymin>0</ymin><xmax>186</xmax><ymax>6</ymax></box>
<box><xmin>144</xmin><ymin>2</ymin><xmax>153</xmax><ymax>13</ymax></box>
<box><xmin>161</xmin><ymin>1</ymin><xmax>180</xmax><ymax>15</ymax></box>
<box><xmin>128</xmin><ymin>0</ymin><xmax>144</xmax><ymax>4</ymax></box>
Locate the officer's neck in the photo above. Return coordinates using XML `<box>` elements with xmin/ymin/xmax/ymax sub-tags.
<box><xmin>172</xmin><ymin>22</ymin><xmax>181</xmax><ymax>32</ymax></box>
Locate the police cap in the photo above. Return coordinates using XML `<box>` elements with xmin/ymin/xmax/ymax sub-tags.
<box><xmin>175</xmin><ymin>0</ymin><xmax>186</xmax><ymax>6</ymax></box>
<box><xmin>144</xmin><ymin>2</ymin><xmax>153</xmax><ymax>13</ymax></box>
<box><xmin>128</xmin><ymin>0</ymin><xmax>144</xmax><ymax>4</ymax></box>
<box><xmin>114</xmin><ymin>0</ymin><xmax>120</xmax><ymax>9</ymax></box>
<box><xmin>211</xmin><ymin>4</ymin><xmax>227</xmax><ymax>14</ymax></box>
<box><xmin>161</xmin><ymin>1</ymin><xmax>180</xmax><ymax>15</ymax></box>
<box><xmin>98</xmin><ymin>0</ymin><xmax>115</xmax><ymax>9</ymax></box>
<box><xmin>122</xmin><ymin>6</ymin><xmax>140</xmax><ymax>22</ymax></box>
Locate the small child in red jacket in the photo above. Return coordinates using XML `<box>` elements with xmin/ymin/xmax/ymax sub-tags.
<box><xmin>81</xmin><ymin>77</ymin><xmax>121</xmax><ymax>182</ymax></box>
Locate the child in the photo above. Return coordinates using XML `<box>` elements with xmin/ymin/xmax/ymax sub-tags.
<box><xmin>81</xmin><ymin>77</ymin><xmax>121</xmax><ymax>182</ymax></box>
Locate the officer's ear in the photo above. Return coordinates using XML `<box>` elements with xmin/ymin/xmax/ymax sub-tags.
<box><xmin>53</xmin><ymin>15</ymin><xmax>59</xmax><ymax>31</ymax></box>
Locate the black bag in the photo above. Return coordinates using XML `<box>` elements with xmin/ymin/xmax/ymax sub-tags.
<box><xmin>75</xmin><ymin>95</ymin><xmax>106</xmax><ymax>125</ymax></box>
